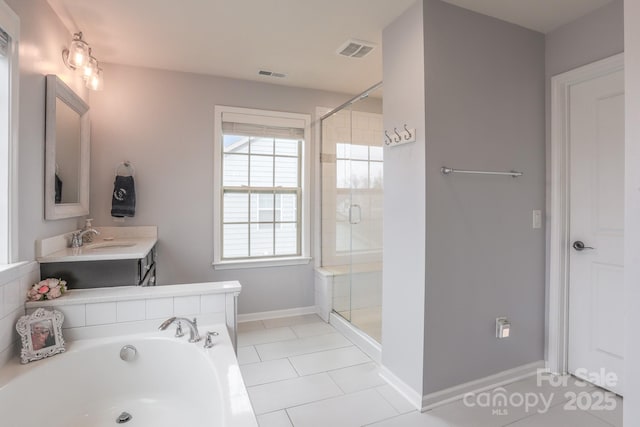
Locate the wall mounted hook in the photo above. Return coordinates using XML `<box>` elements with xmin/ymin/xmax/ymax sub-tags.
<box><xmin>384</xmin><ymin>130</ymin><xmax>392</xmax><ymax>145</ymax></box>
<box><xmin>403</xmin><ymin>124</ymin><xmax>412</xmax><ymax>140</ymax></box>
<box><xmin>393</xmin><ymin>128</ymin><xmax>402</xmax><ymax>142</ymax></box>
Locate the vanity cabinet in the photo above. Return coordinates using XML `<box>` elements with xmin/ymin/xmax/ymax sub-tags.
<box><xmin>40</xmin><ymin>244</ymin><xmax>156</xmax><ymax>289</ymax></box>
<box><xmin>36</xmin><ymin>226</ymin><xmax>159</xmax><ymax>290</ymax></box>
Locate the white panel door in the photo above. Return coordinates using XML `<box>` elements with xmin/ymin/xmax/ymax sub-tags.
<box><xmin>568</xmin><ymin>68</ymin><xmax>624</xmax><ymax>395</ymax></box>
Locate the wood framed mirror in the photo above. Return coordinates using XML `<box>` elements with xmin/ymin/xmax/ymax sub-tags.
<box><xmin>44</xmin><ymin>74</ymin><xmax>90</xmax><ymax>220</ymax></box>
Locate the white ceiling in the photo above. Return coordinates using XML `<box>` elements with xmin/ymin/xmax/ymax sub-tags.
<box><xmin>46</xmin><ymin>0</ymin><xmax>615</xmax><ymax>96</ymax></box>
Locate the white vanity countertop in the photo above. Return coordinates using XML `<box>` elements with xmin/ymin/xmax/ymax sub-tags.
<box><xmin>37</xmin><ymin>226</ymin><xmax>158</xmax><ymax>263</ymax></box>
<box><xmin>25</xmin><ymin>281</ymin><xmax>242</xmax><ymax>307</ymax></box>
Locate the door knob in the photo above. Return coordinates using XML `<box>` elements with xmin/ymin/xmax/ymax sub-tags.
<box><xmin>573</xmin><ymin>241</ymin><xmax>595</xmax><ymax>251</ymax></box>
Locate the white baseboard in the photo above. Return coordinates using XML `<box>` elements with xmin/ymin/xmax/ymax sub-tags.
<box><xmin>329</xmin><ymin>312</ymin><xmax>381</xmax><ymax>363</ymax></box>
<box><xmin>420</xmin><ymin>360</ymin><xmax>545</xmax><ymax>411</ymax></box>
<box><xmin>237</xmin><ymin>306</ymin><xmax>317</xmax><ymax>323</ymax></box>
<box><xmin>379</xmin><ymin>365</ymin><xmax>424</xmax><ymax>411</ymax></box>
<box><xmin>379</xmin><ymin>360</ymin><xmax>545</xmax><ymax>413</ymax></box>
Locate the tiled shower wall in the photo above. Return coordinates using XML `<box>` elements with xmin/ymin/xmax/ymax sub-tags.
<box><xmin>0</xmin><ymin>262</ymin><xmax>40</xmax><ymax>367</ymax></box>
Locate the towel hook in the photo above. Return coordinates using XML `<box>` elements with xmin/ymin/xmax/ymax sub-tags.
<box><xmin>115</xmin><ymin>161</ymin><xmax>135</xmax><ymax>177</ymax></box>
<box><xmin>393</xmin><ymin>128</ymin><xmax>402</xmax><ymax>142</ymax></box>
<box><xmin>403</xmin><ymin>124</ymin><xmax>412</xmax><ymax>140</ymax></box>
<box><xmin>384</xmin><ymin>130</ymin><xmax>392</xmax><ymax>145</ymax></box>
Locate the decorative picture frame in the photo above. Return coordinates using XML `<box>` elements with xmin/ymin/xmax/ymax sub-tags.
<box><xmin>15</xmin><ymin>308</ymin><xmax>65</xmax><ymax>364</ymax></box>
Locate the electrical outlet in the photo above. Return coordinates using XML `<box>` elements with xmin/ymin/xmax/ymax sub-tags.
<box><xmin>532</xmin><ymin>210</ymin><xmax>542</xmax><ymax>229</ymax></box>
<box><xmin>496</xmin><ymin>317</ymin><xmax>511</xmax><ymax>338</ymax></box>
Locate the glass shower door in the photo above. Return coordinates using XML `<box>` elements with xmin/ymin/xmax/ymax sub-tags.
<box><xmin>341</xmin><ymin>108</ymin><xmax>383</xmax><ymax>343</ymax></box>
<box><xmin>321</xmin><ymin>90</ymin><xmax>384</xmax><ymax>343</ymax></box>
<box><xmin>322</xmin><ymin>107</ymin><xmax>354</xmax><ymax>322</ymax></box>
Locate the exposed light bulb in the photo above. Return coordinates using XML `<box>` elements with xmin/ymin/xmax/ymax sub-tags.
<box><xmin>83</xmin><ymin>48</ymin><xmax>98</xmax><ymax>79</ymax></box>
<box><xmin>66</xmin><ymin>32</ymin><xmax>89</xmax><ymax>69</ymax></box>
<box><xmin>85</xmin><ymin>67</ymin><xmax>104</xmax><ymax>91</ymax></box>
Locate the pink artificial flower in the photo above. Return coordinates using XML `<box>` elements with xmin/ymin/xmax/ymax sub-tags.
<box><xmin>48</xmin><ymin>286</ymin><xmax>62</xmax><ymax>299</ymax></box>
<box><xmin>38</xmin><ymin>285</ymin><xmax>49</xmax><ymax>294</ymax></box>
<box><xmin>31</xmin><ymin>293</ymin><xmax>43</xmax><ymax>301</ymax></box>
<box><xmin>46</xmin><ymin>278</ymin><xmax>60</xmax><ymax>288</ymax></box>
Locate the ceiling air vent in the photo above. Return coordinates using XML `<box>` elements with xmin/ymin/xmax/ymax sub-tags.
<box><xmin>336</xmin><ymin>39</ymin><xmax>376</xmax><ymax>58</ymax></box>
<box><xmin>258</xmin><ymin>70</ymin><xmax>287</xmax><ymax>78</ymax></box>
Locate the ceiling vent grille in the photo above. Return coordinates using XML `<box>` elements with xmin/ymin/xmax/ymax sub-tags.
<box><xmin>336</xmin><ymin>39</ymin><xmax>376</xmax><ymax>58</ymax></box>
<box><xmin>258</xmin><ymin>70</ymin><xmax>287</xmax><ymax>78</ymax></box>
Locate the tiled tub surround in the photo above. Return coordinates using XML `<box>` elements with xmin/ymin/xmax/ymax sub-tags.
<box><xmin>238</xmin><ymin>315</ymin><xmax>623</xmax><ymax>427</ymax></box>
<box><xmin>0</xmin><ymin>262</ymin><xmax>40</xmax><ymax>368</ymax></box>
<box><xmin>25</xmin><ymin>281</ymin><xmax>241</xmax><ymax>348</ymax></box>
<box><xmin>0</xmin><ymin>322</ymin><xmax>257</xmax><ymax>427</ymax></box>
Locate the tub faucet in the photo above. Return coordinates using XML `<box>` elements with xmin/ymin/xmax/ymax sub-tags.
<box><xmin>70</xmin><ymin>228</ymin><xmax>100</xmax><ymax>248</ymax></box>
<box><xmin>159</xmin><ymin>317</ymin><xmax>201</xmax><ymax>343</ymax></box>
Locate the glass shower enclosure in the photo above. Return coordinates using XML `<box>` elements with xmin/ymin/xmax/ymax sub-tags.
<box><xmin>320</xmin><ymin>83</ymin><xmax>383</xmax><ymax>343</ymax></box>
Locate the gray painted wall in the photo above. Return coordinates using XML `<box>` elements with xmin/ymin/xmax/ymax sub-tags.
<box><xmin>88</xmin><ymin>63</ymin><xmax>377</xmax><ymax>314</ymax></box>
<box><xmin>381</xmin><ymin>0</ymin><xmax>427</xmax><ymax>394</ymax></box>
<box><xmin>422</xmin><ymin>0</ymin><xmax>545</xmax><ymax>393</ymax></box>
<box><xmin>543</xmin><ymin>0</ymin><xmax>623</xmax><ymax>361</ymax></box>
<box><xmin>545</xmin><ymin>0</ymin><xmax>623</xmax><ymax>78</ymax></box>
<box><xmin>6</xmin><ymin>0</ymin><xmax>89</xmax><ymax>262</ymax></box>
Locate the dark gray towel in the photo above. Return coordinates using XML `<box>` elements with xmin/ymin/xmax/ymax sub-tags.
<box><xmin>54</xmin><ymin>174</ymin><xmax>62</xmax><ymax>204</ymax></box>
<box><xmin>111</xmin><ymin>175</ymin><xmax>136</xmax><ymax>217</ymax></box>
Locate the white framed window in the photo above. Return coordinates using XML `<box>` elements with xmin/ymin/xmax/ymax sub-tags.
<box><xmin>213</xmin><ymin>106</ymin><xmax>311</xmax><ymax>269</ymax></box>
<box><xmin>0</xmin><ymin>1</ymin><xmax>19</xmax><ymax>265</ymax></box>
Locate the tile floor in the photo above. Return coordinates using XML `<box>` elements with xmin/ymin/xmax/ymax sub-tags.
<box><xmin>238</xmin><ymin>314</ymin><xmax>623</xmax><ymax>427</ymax></box>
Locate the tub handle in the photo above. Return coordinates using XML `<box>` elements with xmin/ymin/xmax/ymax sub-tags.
<box><xmin>204</xmin><ymin>331</ymin><xmax>219</xmax><ymax>349</ymax></box>
<box><xmin>175</xmin><ymin>320</ymin><xmax>184</xmax><ymax>337</ymax></box>
<box><xmin>120</xmin><ymin>345</ymin><xmax>138</xmax><ymax>362</ymax></box>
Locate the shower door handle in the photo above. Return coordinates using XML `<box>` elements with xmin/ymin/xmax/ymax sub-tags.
<box><xmin>349</xmin><ymin>204</ymin><xmax>361</xmax><ymax>224</ymax></box>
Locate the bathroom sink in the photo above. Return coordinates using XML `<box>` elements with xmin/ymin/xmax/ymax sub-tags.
<box><xmin>85</xmin><ymin>241</ymin><xmax>137</xmax><ymax>250</ymax></box>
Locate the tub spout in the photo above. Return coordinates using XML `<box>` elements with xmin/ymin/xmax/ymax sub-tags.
<box><xmin>159</xmin><ymin>317</ymin><xmax>201</xmax><ymax>343</ymax></box>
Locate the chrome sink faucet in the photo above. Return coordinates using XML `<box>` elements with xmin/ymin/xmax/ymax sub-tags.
<box><xmin>70</xmin><ymin>228</ymin><xmax>100</xmax><ymax>248</ymax></box>
<box><xmin>159</xmin><ymin>317</ymin><xmax>201</xmax><ymax>343</ymax></box>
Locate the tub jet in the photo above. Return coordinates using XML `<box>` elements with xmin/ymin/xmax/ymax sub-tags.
<box><xmin>116</xmin><ymin>412</ymin><xmax>132</xmax><ymax>424</ymax></box>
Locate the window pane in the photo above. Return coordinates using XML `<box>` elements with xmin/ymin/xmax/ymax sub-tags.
<box><xmin>250</xmin><ymin>224</ymin><xmax>274</xmax><ymax>257</ymax></box>
<box><xmin>336</xmin><ymin>143</ymin><xmax>350</xmax><ymax>159</ymax></box>
<box><xmin>275</xmin><ymin>156</ymin><xmax>298</xmax><ymax>187</ymax></box>
<box><xmin>351</xmin><ymin>144</ymin><xmax>368</xmax><ymax>160</ymax></box>
<box><xmin>223</xmin><ymin>224</ymin><xmax>248</xmax><ymax>258</ymax></box>
<box><xmin>279</xmin><ymin>193</ymin><xmax>297</xmax><ymax>222</ymax></box>
<box><xmin>223</xmin><ymin>134</ymin><xmax>249</xmax><ymax>153</ymax></box>
<box><xmin>250</xmin><ymin>155</ymin><xmax>273</xmax><ymax>187</ymax></box>
<box><xmin>223</xmin><ymin>192</ymin><xmax>248</xmax><ymax>222</ymax></box>
<box><xmin>275</xmin><ymin>139</ymin><xmax>298</xmax><ymax>156</ymax></box>
<box><xmin>336</xmin><ymin>159</ymin><xmax>350</xmax><ymax>189</ymax></box>
<box><xmin>370</xmin><ymin>162</ymin><xmax>383</xmax><ymax>189</ymax></box>
<box><xmin>223</xmin><ymin>154</ymin><xmax>248</xmax><ymax>186</ymax></box>
<box><xmin>250</xmin><ymin>137</ymin><xmax>273</xmax><ymax>155</ymax></box>
<box><xmin>250</xmin><ymin>193</ymin><xmax>274</xmax><ymax>222</ymax></box>
<box><xmin>370</xmin><ymin>146</ymin><xmax>383</xmax><ymax>161</ymax></box>
<box><xmin>351</xmin><ymin>160</ymin><xmax>369</xmax><ymax>189</ymax></box>
<box><xmin>275</xmin><ymin>223</ymin><xmax>297</xmax><ymax>255</ymax></box>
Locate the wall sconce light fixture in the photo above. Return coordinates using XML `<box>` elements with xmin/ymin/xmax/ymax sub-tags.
<box><xmin>62</xmin><ymin>31</ymin><xmax>104</xmax><ymax>91</ymax></box>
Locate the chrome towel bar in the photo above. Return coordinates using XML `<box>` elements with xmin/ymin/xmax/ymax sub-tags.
<box><xmin>440</xmin><ymin>167</ymin><xmax>523</xmax><ymax>177</ymax></box>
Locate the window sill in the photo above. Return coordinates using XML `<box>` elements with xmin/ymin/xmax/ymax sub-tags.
<box><xmin>212</xmin><ymin>256</ymin><xmax>312</xmax><ymax>270</ymax></box>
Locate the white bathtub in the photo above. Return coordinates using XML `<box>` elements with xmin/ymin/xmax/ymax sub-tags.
<box><xmin>0</xmin><ymin>324</ymin><xmax>257</xmax><ymax>427</ymax></box>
